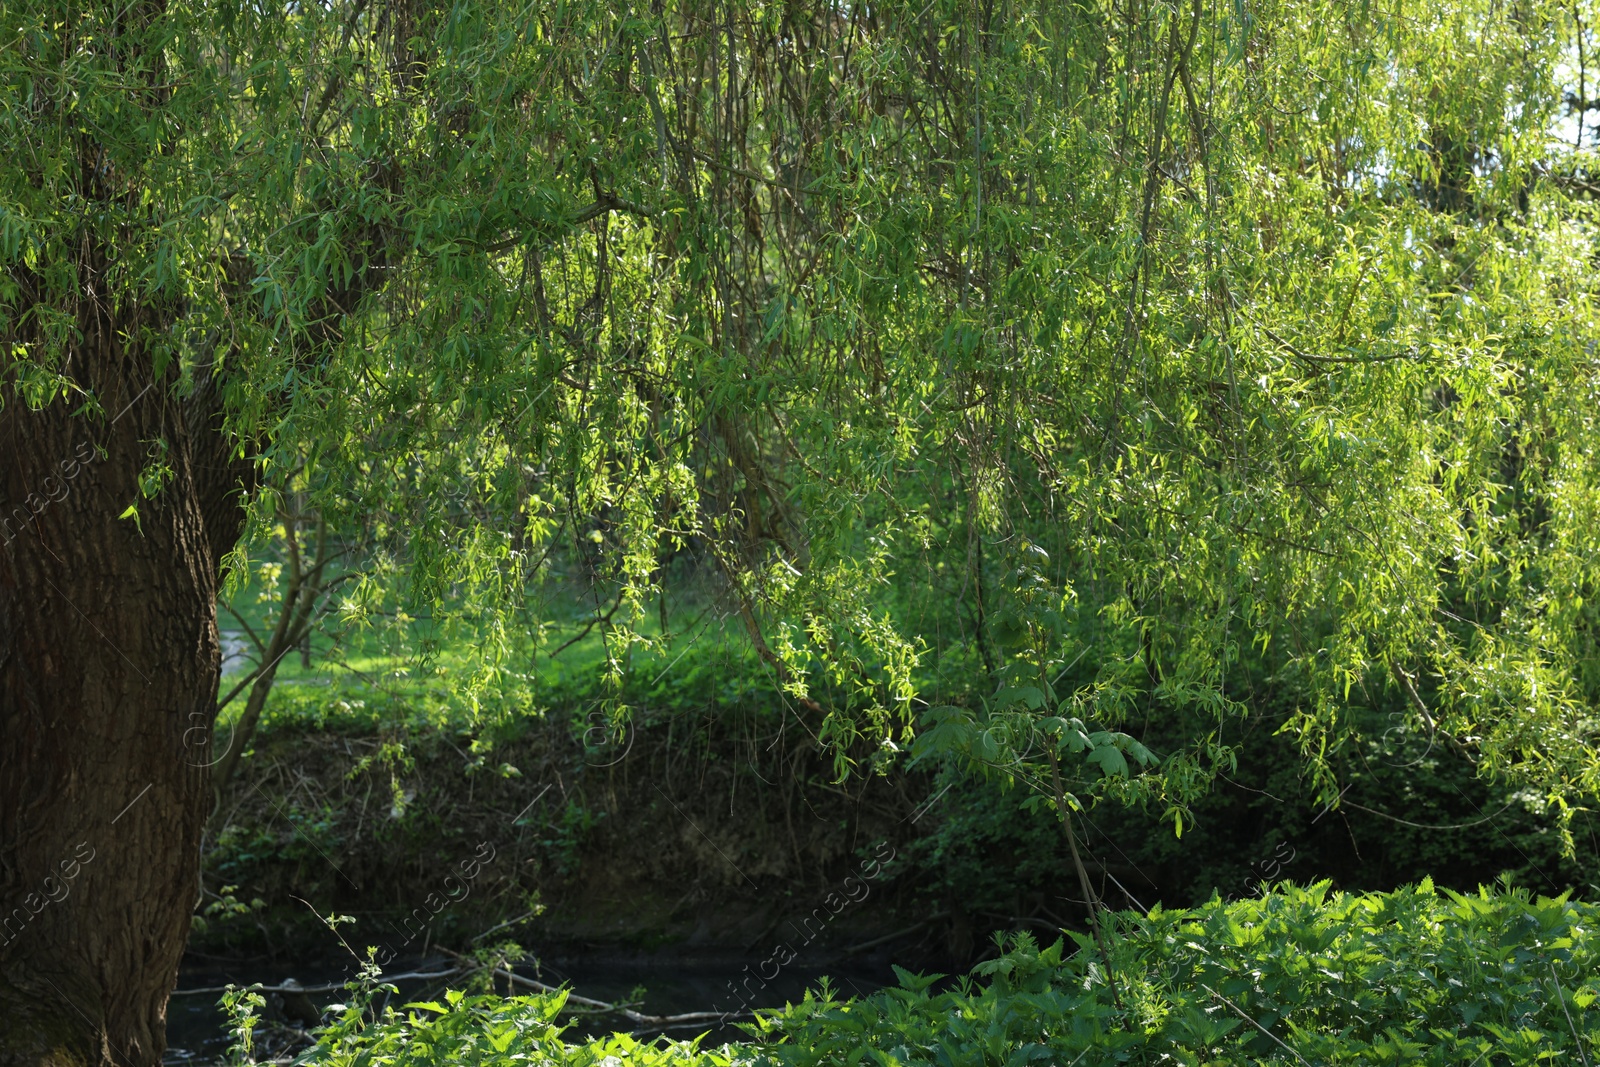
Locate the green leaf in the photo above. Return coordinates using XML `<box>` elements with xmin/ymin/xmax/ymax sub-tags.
<box><xmin>1086</xmin><ymin>745</ymin><xmax>1129</xmax><ymax>778</ymax></box>
<box><xmin>993</xmin><ymin>686</ymin><xmax>1044</xmax><ymax>710</ymax></box>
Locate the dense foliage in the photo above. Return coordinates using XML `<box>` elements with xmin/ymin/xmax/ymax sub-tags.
<box><xmin>758</xmin><ymin>883</ymin><xmax>1600</xmax><ymax>1065</ymax></box>
<box><xmin>10</xmin><ymin>0</ymin><xmax>1600</xmax><ymax>830</ymax></box>
<box><xmin>13</xmin><ymin>0</ymin><xmax>1600</xmax><ymax>1059</ymax></box>
<box><xmin>260</xmin><ymin>883</ymin><xmax>1599</xmax><ymax>1065</ymax></box>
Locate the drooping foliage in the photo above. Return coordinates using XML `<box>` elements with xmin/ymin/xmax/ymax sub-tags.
<box><xmin>6</xmin><ymin>0</ymin><xmax>1600</xmax><ymax>825</ymax></box>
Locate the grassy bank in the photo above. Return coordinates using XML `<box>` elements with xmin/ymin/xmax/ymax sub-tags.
<box><xmin>198</xmin><ymin>624</ymin><xmax>1600</xmax><ymax>961</ymax></box>
<box><xmin>198</xmin><ymin>633</ymin><xmax>926</xmax><ymax>960</ymax></box>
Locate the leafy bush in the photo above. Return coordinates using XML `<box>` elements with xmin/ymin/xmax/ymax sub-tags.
<box><xmin>753</xmin><ymin>882</ymin><xmax>1600</xmax><ymax>1066</ymax></box>
<box><xmin>289</xmin><ymin>987</ymin><xmax>733</xmax><ymax>1067</ymax></box>
<box><xmin>283</xmin><ymin>884</ymin><xmax>1599</xmax><ymax>1067</ymax></box>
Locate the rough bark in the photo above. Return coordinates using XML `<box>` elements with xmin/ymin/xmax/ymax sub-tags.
<box><xmin>0</xmin><ymin>310</ymin><xmax>250</xmax><ymax>1064</ymax></box>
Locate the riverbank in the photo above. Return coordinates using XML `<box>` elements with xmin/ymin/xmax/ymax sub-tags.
<box><xmin>175</xmin><ymin>635</ymin><xmax>1600</xmax><ymax>1061</ymax></box>
<box><xmin>195</xmin><ymin>657</ymin><xmax>1598</xmax><ymax>965</ymax></box>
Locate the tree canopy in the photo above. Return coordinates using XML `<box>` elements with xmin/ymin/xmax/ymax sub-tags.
<box><xmin>7</xmin><ymin>0</ymin><xmax>1600</xmax><ymax>832</ymax></box>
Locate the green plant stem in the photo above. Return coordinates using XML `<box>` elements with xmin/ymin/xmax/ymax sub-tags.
<box><xmin>1551</xmin><ymin>963</ymin><xmax>1593</xmax><ymax>1067</ymax></box>
<box><xmin>1202</xmin><ymin>984</ymin><xmax>1313</xmax><ymax>1067</ymax></box>
<box><xmin>1048</xmin><ymin>749</ymin><xmax>1123</xmax><ymax>1010</ymax></box>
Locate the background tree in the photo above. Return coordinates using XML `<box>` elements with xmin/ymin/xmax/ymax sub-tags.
<box><xmin>208</xmin><ymin>458</ymin><xmax>354</xmax><ymax>802</ymax></box>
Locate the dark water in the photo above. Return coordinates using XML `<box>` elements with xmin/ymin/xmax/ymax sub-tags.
<box><xmin>165</xmin><ymin>952</ymin><xmax>889</xmax><ymax>1064</ymax></box>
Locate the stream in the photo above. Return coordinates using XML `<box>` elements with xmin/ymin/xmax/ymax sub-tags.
<box><xmin>164</xmin><ymin>950</ymin><xmax>891</xmax><ymax>1063</ymax></box>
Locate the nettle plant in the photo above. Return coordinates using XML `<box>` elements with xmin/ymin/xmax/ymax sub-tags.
<box><xmin>913</xmin><ymin>669</ymin><xmax>1168</xmax><ymax>972</ymax></box>
<box><xmin>910</xmin><ymin>536</ymin><xmax>1223</xmax><ymax>890</ymax></box>
<box><xmin>915</xmin><ymin>684</ymin><xmax>1164</xmax><ymax>820</ymax></box>
<box><xmin>744</xmin><ymin>882</ymin><xmax>1600</xmax><ymax>1067</ymax></box>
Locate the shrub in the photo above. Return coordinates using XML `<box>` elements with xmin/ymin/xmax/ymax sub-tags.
<box><xmin>289</xmin><ymin>987</ymin><xmax>734</xmax><ymax>1067</ymax></box>
<box><xmin>752</xmin><ymin>881</ymin><xmax>1600</xmax><ymax>1066</ymax></box>
<box><xmin>284</xmin><ymin>884</ymin><xmax>1600</xmax><ymax>1067</ymax></box>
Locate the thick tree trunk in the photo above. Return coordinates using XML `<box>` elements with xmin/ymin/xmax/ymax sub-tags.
<box><xmin>0</xmin><ymin>336</ymin><xmax>247</xmax><ymax>1063</ymax></box>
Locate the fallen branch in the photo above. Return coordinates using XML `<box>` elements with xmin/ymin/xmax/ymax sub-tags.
<box><xmin>428</xmin><ymin>947</ymin><xmax>745</xmax><ymax>1029</ymax></box>
<box><xmin>495</xmin><ymin>968</ymin><xmax>747</xmax><ymax>1028</ymax></box>
<box><xmin>834</xmin><ymin>912</ymin><xmax>949</xmax><ymax>959</ymax></box>
<box><xmin>171</xmin><ymin>968</ymin><xmax>464</xmax><ymax>996</ymax></box>
<box><xmin>174</xmin><ymin>951</ymin><xmax>749</xmax><ymax>1036</ymax></box>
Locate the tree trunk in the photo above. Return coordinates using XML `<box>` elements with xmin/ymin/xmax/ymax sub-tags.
<box><xmin>0</xmin><ymin>336</ymin><xmax>248</xmax><ymax>1064</ymax></box>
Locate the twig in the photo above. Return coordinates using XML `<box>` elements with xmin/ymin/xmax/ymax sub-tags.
<box><xmin>1342</xmin><ymin>799</ymin><xmax>1514</xmax><ymax>831</ymax></box>
<box><xmin>1202</xmin><ymin>984</ymin><xmax>1313</xmax><ymax>1067</ymax></box>
<box><xmin>546</xmin><ymin>586</ymin><xmax>626</xmax><ymax>659</ymax></box>
<box><xmin>220</xmin><ymin>602</ymin><xmax>267</xmax><ymax>655</ymax></box>
<box><xmin>1551</xmin><ymin>963</ymin><xmax>1593</xmax><ymax>1067</ymax></box>
<box><xmin>1388</xmin><ymin>661</ymin><xmax>1469</xmax><ymax>757</ymax></box>
<box><xmin>1259</xmin><ymin>319</ymin><xmax>1424</xmax><ymax>366</ymax></box>
<box><xmin>1048</xmin><ymin>750</ymin><xmax>1123</xmax><ymax>1010</ymax></box>
<box><xmin>216</xmin><ymin>664</ymin><xmax>265</xmax><ymax>713</ymax></box>
<box><xmin>470</xmin><ymin>909</ymin><xmax>540</xmax><ymax>943</ymax></box>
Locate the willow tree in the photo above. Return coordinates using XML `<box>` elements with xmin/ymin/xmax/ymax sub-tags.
<box><xmin>3</xmin><ymin>0</ymin><xmax>1600</xmax><ymax>1060</ymax></box>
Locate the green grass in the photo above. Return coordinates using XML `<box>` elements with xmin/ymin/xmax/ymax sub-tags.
<box><xmin>216</xmin><ymin>572</ymin><xmax>758</xmax><ymax>741</ymax></box>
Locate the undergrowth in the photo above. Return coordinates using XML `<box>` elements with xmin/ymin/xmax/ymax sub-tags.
<box><xmin>242</xmin><ymin>882</ymin><xmax>1598</xmax><ymax>1066</ymax></box>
